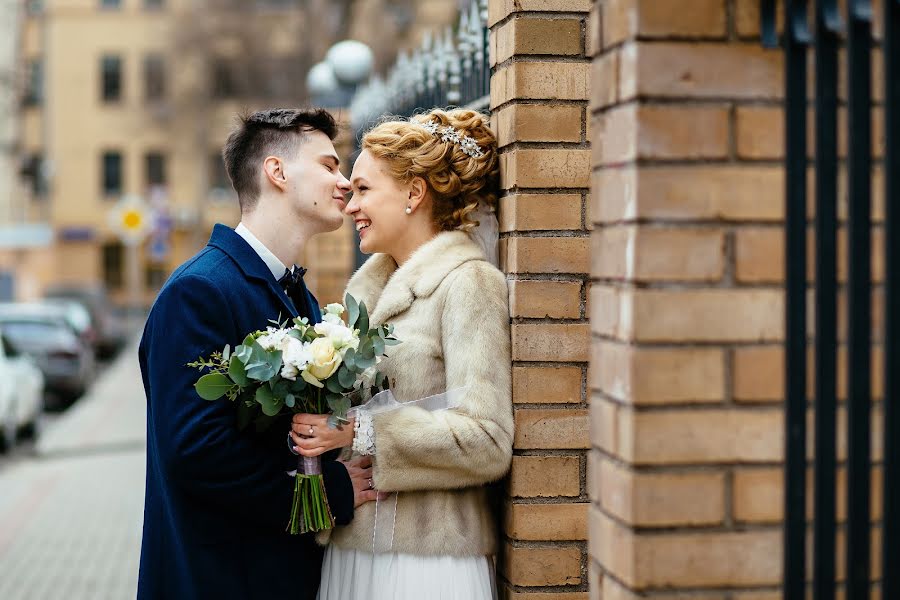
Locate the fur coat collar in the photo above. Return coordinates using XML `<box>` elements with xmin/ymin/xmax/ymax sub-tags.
<box><xmin>347</xmin><ymin>231</ymin><xmax>487</xmax><ymax>325</ymax></box>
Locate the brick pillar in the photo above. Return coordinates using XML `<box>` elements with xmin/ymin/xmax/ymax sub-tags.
<box><xmin>588</xmin><ymin>1</ymin><xmax>786</xmax><ymax>598</ymax></box>
<box><xmin>489</xmin><ymin>1</ymin><xmax>593</xmax><ymax>598</ymax></box>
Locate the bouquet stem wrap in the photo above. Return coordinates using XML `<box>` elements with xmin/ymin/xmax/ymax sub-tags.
<box><xmin>288</xmin><ymin>455</ymin><xmax>334</xmax><ymax>535</ymax></box>
<box><xmin>351</xmin><ymin>387</ymin><xmax>465</xmax><ymax>553</ymax></box>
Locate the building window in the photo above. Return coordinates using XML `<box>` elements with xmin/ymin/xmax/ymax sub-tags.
<box><xmin>23</xmin><ymin>58</ymin><xmax>43</xmax><ymax>106</ymax></box>
<box><xmin>26</xmin><ymin>0</ymin><xmax>43</xmax><ymax>16</ymax></box>
<box><xmin>145</xmin><ymin>152</ymin><xmax>167</xmax><ymax>187</ymax></box>
<box><xmin>100</xmin><ymin>0</ymin><xmax>122</xmax><ymax>9</ymax></box>
<box><xmin>101</xmin><ymin>55</ymin><xmax>122</xmax><ymax>102</ymax></box>
<box><xmin>102</xmin><ymin>151</ymin><xmax>123</xmax><ymax>197</ymax></box>
<box><xmin>146</xmin><ymin>265</ymin><xmax>168</xmax><ymax>289</ymax></box>
<box><xmin>212</xmin><ymin>60</ymin><xmax>239</xmax><ymax>99</ymax></box>
<box><xmin>144</xmin><ymin>0</ymin><xmax>165</xmax><ymax>8</ymax></box>
<box><xmin>144</xmin><ymin>54</ymin><xmax>166</xmax><ymax>101</ymax></box>
<box><xmin>102</xmin><ymin>242</ymin><xmax>124</xmax><ymax>289</ymax></box>
<box><xmin>21</xmin><ymin>153</ymin><xmax>48</xmax><ymax>198</ymax></box>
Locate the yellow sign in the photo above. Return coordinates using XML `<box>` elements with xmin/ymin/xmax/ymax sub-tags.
<box><xmin>108</xmin><ymin>195</ymin><xmax>152</xmax><ymax>245</ymax></box>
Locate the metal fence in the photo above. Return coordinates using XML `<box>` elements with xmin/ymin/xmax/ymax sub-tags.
<box><xmin>763</xmin><ymin>1</ymin><xmax>898</xmax><ymax>598</ymax></box>
<box><xmin>349</xmin><ymin>0</ymin><xmax>490</xmax><ymax>133</ymax></box>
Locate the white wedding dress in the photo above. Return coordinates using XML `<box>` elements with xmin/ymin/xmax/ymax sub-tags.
<box><xmin>317</xmin><ymin>545</ymin><xmax>497</xmax><ymax>600</ymax></box>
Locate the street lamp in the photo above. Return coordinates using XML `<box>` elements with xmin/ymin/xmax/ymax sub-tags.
<box><xmin>307</xmin><ymin>40</ymin><xmax>374</xmax><ymax>108</ymax></box>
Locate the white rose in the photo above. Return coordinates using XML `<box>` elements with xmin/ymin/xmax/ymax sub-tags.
<box><xmin>325</xmin><ymin>303</ymin><xmax>345</xmax><ymax>317</ymax></box>
<box><xmin>302</xmin><ymin>337</ymin><xmax>342</xmax><ymax>386</ymax></box>
<box><xmin>314</xmin><ymin>320</ymin><xmax>356</xmax><ymax>350</ymax></box>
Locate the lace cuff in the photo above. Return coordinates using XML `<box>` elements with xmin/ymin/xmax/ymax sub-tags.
<box><xmin>352</xmin><ymin>410</ymin><xmax>376</xmax><ymax>455</ymax></box>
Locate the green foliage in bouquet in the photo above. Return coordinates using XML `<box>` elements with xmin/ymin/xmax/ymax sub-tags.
<box><xmin>186</xmin><ymin>293</ymin><xmax>399</xmax><ymax>535</ymax></box>
<box><xmin>188</xmin><ymin>293</ymin><xmax>397</xmax><ymax>430</ymax></box>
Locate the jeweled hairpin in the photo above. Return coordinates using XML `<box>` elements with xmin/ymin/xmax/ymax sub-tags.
<box><xmin>417</xmin><ymin>120</ymin><xmax>485</xmax><ymax>159</ymax></box>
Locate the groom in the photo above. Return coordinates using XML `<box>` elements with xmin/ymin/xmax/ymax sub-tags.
<box><xmin>138</xmin><ymin>108</ymin><xmax>374</xmax><ymax>599</ymax></box>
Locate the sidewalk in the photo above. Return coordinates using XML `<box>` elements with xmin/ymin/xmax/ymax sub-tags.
<box><xmin>0</xmin><ymin>337</ymin><xmax>146</xmax><ymax>599</ymax></box>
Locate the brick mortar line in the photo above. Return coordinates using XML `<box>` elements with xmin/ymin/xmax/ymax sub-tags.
<box><xmin>498</xmin><ymin>141</ymin><xmax>592</xmax><ymax>151</ymax></box>
<box><xmin>726</xmin><ymin>0</ymin><xmax>737</xmax><ymax>41</ymax></box>
<box><xmin>506</xmin><ymin>496</ymin><xmax>590</xmax><ymax>506</ymax></box>
<box><xmin>489</xmin><ymin>10</ymin><xmax>593</xmax><ymax>31</ymax></box>
<box><xmin>513</xmin><ymin>402</ymin><xmax>589</xmax><ymax>409</ymax></box>
<box><xmin>493</xmin><ymin>55</ymin><xmax>592</xmax><ymax>70</ymax></box>
<box><xmin>514</xmin><ymin>448</ymin><xmax>589</xmax><ymax>457</ymax></box>
<box><xmin>512</xmin><ymin>359</ymin><xmax>588</xmax><ymax>367</ymax></box>
<box><xmin>590</xmin><ymin>446</ymin><xmax>791</xmax><ymax>474</ymax></box>
<box><xmin>588</xmin><ymin>334</ymin><xmax>790</xmax><ymax>348</ymax></box>
<box><xmin>587</xmin><ymin>277</ymin><xmax>783</xmax><ymax>288</ymax></box>
<box><xmin>506</xmin><ymin>273</ymin><xmax>587</xmax><ymax>282</ymax></box>
<box><xmin>502</xmin><ymin>230</ymin><xmax>590</xmax><ymax>237</ymax></box>
<box><xmin>587</xmin><ymin>278</ymin><xmax>887</xmax><ymax>291</ymax></box>
<box><xmin>592</xmin><ymin>498</ymin><xmax>783</xmax><ymax>535</ymax></box>
<box><xmin>589</xmin><ymin>394</ymin><xmax>788</xmax><ymax>414</ymax></box>
<box><xmin>492</xmin><ymin>98</ymin><xmax>591</xmax><ymax>112</ymax></box>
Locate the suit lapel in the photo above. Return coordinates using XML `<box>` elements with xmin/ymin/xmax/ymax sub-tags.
<box><xmin>207</xmin><ymin>224</ymin><xmax>298</xmax><ymax>320</ymax></box>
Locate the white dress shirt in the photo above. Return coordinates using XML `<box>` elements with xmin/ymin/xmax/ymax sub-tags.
<box><xmin>234</xmin><ymin>222</ymin><xmax>286</xmax><ymax>281</ymax></box>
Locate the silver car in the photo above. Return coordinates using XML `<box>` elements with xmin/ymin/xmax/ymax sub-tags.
<box><xmin>0</xmin><ymin>303</ymin><xmax>96</xmax><ymax>409</ymax></box>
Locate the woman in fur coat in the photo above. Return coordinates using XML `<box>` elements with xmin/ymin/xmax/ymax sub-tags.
<box><xmin>288</xmin><ymin>108</ymin><xmax>513</xmax><ymax>600</ymax></box>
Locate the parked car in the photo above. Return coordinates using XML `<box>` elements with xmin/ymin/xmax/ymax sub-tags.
<box><xmin>43</xmin><ymin>285</ymin><xmax>127</xmax><ymax>358</ymax></box>
<box><xmin>0</xmin><ymin>303</ymin><xmax>96</xmax><ymax>409</ymax></box>
<box><xmin>0</xmin><ymin>333</ymin><xmax>44</xmax><ymax>451</ymax></box>
<box><xmin>41</xmin><ymin>298</ymin><xmax>97</xmax><ymax>348</ymax></box>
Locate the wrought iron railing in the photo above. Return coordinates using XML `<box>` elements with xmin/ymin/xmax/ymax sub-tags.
<box><xmin>349</xmin><ymin>0</ymin><xmax>489</xmax><ymax>133</ymax></box>
<box><xmin>766</xmin><ymin>1</ymin><xmax>898</xmax><ymax>598</ymax></box>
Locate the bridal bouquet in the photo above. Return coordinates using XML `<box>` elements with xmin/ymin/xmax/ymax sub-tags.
<box><xmin>187</xmin><ymin>294</ymin><xmax>397</xmax><ymax>534</ymax></box>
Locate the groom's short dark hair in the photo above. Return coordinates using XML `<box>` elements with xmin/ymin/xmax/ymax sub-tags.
<box><xmin>222</xmin><ymin>108</ymin><xmax>338</xmax><ymax>212</ymax></box>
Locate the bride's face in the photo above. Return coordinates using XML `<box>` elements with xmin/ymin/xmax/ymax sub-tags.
<box><xmin>345</xmin><ymin>149</ymin><xmax>413</xmax><ymax>255</ymax></box>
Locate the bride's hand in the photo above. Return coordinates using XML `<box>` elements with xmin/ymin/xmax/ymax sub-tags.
<box><xmin>290</xmin><ymin>413</ymin><xmax>355</xmax><ymax>457</ymax></box>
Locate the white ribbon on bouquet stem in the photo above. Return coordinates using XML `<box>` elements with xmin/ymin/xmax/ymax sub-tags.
<box><xmin>348</xmin><ymin>387</ymin><xmax>467</xmax><ymax>554</ymax></box>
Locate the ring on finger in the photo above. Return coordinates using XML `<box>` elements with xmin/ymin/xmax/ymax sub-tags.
<box><xmin>367</xmin><ymin>478</ymin><xmax>374</xmax><ymax>490</ymax></box>
<box><xmin>309</xmin><ymin>426</ymin><xmax>314</xmax><ymax>436</ymax></box>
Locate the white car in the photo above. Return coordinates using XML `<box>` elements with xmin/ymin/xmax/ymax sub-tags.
<box><xmin>0</xmin><ymin>333</ymin><xmax>45</xmax><ymax>451</ymax></box>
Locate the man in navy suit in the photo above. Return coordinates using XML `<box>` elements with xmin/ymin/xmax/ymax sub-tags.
<box><xmin>137</xmin><ymin>109</ymin><xmax>375</xmax><ymax>599</ymax></box>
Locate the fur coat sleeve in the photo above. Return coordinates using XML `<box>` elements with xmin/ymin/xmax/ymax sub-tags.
<box><xmin>371</xmin><ymin>260</ymin><xmax>513</xmax><ymax>492</ymax></box>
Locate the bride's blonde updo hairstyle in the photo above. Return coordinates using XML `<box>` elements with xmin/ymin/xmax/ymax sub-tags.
<box><xmin>360</xmin><ymin>108</ymin><xmax>499</xmax><ymax>232</ymax></box>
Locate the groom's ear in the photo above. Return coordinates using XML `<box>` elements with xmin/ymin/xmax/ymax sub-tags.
<box><xmin>263</xmin><ymin>156</ymin><xmax>288</xmax><ymax>192</ymax></box>
<box><xmin>408</xmin><ymin>176</ymin><xmax>428</xmax><ymax>210</ymax></box>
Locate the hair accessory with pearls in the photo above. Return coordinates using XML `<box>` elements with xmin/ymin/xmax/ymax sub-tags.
<box><xmin>418</xmin><ymin>120</ymin><xmax>485</xmax><ymax>159</ymax></box>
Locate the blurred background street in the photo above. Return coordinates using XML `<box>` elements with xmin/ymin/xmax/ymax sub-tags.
<box><xmin>0</xmin><ymin>331</ymin><xmax>144</xmax><ymax>599</ymax></box>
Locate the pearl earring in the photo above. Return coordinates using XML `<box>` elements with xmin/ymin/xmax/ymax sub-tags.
<box><xmin>405</xmin><ymin>206</ymin><xmax>412</xmax><ymax>215</ymax></box>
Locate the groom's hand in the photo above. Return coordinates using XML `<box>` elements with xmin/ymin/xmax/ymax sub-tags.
<box><xmin>341</xmin><ymin>456</ymin><xmax>384</xmax><ymax>508</ymax></box>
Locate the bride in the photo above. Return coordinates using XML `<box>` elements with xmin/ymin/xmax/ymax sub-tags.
<box><xmin>288</xmin><ymin>108</ymin><xmax>512</xmax><ymax>599</ymax></box>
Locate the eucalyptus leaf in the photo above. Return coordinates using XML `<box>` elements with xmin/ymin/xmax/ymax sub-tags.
<box><xmin>343</xmin><ymin>348</ymin><xmax>357</xmax><ymax>371</ymax></box>
<box><xmin>325</xmin><ymin>375</ymin><xmax>344</xmax><ymax>394</ymax></box>
<box><xmin>256</xmin><ymin>386</ymin><xmax>283</xmax><ymax>416</ymax></box>
<box><xmin>228</xmin><ymin>354</ymin><xmax>249</xmax><ymax>387</ymax></box>
<box><xmin>373</xmin><ymin>336</ymin><xmax>385</xmax><ymax>356</ymax></box>
<box><xmin>194</xmin><ymin>373</ymin><xmax>233</xmax><ymax>400</ymax></box>
<box><xmin>346</xmin><ymin>293</ymin><xmax>360</xmax><ymax>329</ymax></box>
<box><xmin>222</xmin><ymin>344</ymin><xmax>231</xmax><ymax>361</ymax></box>
<box><xmin>284</xmin><ymin>393</ymin><xmax>295</xmax><ymax>408</ymax></box>
<box><xmin>234</xmin><ymin>344</ymin><xmax>252</xmax><ymax>363</ymax></box>
<box><xmin>357</xmin><ymin>301</ymin><xmax>369</xmax><ymax>334</ymax></box>
<box><xmin>337</xmin><ymin>365</ymin><xmax>357</xmax><ymax>388</ymax></box>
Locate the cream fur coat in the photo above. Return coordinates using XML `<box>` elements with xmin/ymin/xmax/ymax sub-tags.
<box><xmin>325</xmin><ymin>230</ymin><xmax>513</xmax><ymax>557</ymax></box>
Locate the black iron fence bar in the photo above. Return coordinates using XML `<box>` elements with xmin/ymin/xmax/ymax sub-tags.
<box><xmin>845</xmin><ymin>3</ymin><xmax>874</xmax><ymax>599</ymax></box>
<box><xmin>883</xmin><ymin>1</ymin><xmax>900</xmax><ymax>598</ymax></box>
<box><xmin>814</xmin><ymin>2</ymin><xmax>841</xmax><ymax>598</ymax></box>
<box><xmin>782</xmin><ymin>2</ymin><xmax>812</xmax><ymax>597</ymax></box>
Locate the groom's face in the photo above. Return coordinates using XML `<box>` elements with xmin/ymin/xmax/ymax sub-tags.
<box><xmin>279</xmin><ymin>130</ymin><xmax>351</xmax><ymax>232</ymax></box>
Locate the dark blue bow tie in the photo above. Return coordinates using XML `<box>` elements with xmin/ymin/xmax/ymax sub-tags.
<box><xmin>278</xmin><ymin>265</ymin><xmax>308</xmax><ymax>292</ymax></box>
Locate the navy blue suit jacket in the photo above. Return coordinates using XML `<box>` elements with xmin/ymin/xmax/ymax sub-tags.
<box><xmin>137</xmin><ymin>224</ymin><xmax>354</xmax><ymax>600</ymax></box>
